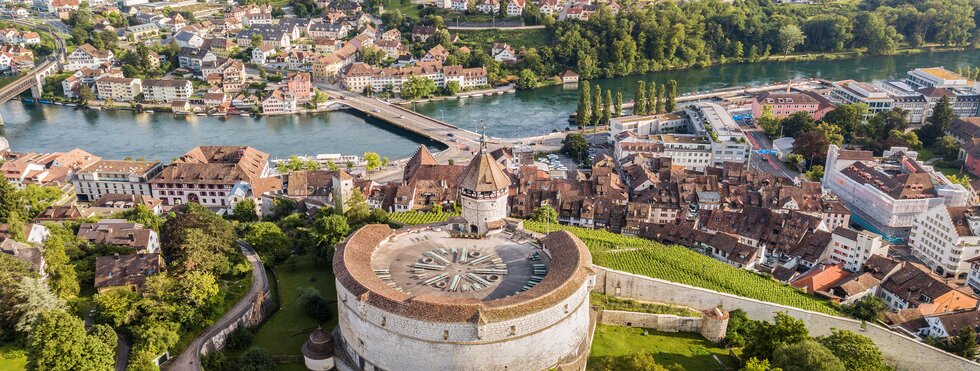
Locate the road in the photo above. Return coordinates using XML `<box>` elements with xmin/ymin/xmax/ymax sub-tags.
<box><xmin>741</xmin><ymin>122</ymin><xmax>799</xmax><ymax>179</ymax></box>
<box><xmin>164</xmin><ymin>242</ymin><xmax>267</xmax><ymax>371</ymax></box>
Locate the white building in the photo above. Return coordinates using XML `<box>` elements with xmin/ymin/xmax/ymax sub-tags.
<box><xmin>142</xmin><ymin>79</ymin><xmax>193</xmax><ymax>103</ymax></box>
<box><xmin>822</xmin><ymin>145</ymin><xmax>970</xmax><ymax>240</ymax></box>
<box><xmin>261</xmin><ymin>89</ymin><xmax>297</xmax><ymax>114</ymax></box>
<box><xmin>910</xmin><ymin>205</ymin><xmax>980</xmax><ymax>278</ymax></box>
<box><xmin>72</xmin><ymin>160</ymin><xmax>163</xmax><ymax>202</ymax></box>
<box><xmin>342</xmin><ymin>62</ymin><xmax>487</xmax><ymax>94</ymax></box>
<box><xmin>827</xmin><ymin>227</ymin><xmax>888</xmax><ymax>272</ymax></box>
<box><xmin>64</xmin><ymin>44</ymin><xmax>115</xmax><ymax>72</ymax></box>
<box><xmin>95</xmin><ymin>77</ymin><xmax>142</xmax><ymax>101</ymax></box>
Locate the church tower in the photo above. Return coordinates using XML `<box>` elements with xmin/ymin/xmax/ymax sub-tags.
<box><xmin>456</xmin><ymin>134</ymin><xmax>511</xmax><ymax>235</ymax></box>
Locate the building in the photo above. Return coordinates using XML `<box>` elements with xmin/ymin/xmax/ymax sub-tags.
<box><xmin>77</xmin><ymin>219</ymin><xmax>160</xmax><ymax>253</ymax></box>
<box><xmin>85</xmin><ymin>194</ymin><xmax>163</xmax><ymax>217</ymax></box>
<box><xmin>910</xmin><ymin>205</ymin><xmax>980</xmax><ymax>277</ymax></box>
<box><xmin>0</xmin><ymin>238</ymin><xmax>44</xmax><ymax>275</ymax></box>
<box><xmin>506</xmin><ymin>0</ymin><xmax>524</xmax><ymax>15</ymax></box>
<box><xmin>905</xmin><ymin>67</ymin><xmax>973</xmax><ymax>90</ymax></box>
<box><xmin>95</xmin><ymin>77</ymin><xmax>142</xmax><ymax>101</ymax></box>
<box><xmin>72</xmin><ymin>160</ymin><xmax>163</xmax><ymax>202</ymax></box>
<box><xmin>251</xmin><ymin>44</ymin><xmax>276</xmax><ymax>65</ymax></box>
<box><xmin>286</xmin><ymin>72</ymin><xmax>312</xmax><ymax>103</ymax></box>
<box><xmin>491</xmin><ymin>43</ymin><xmax>517</xmax><ymax>62</ymax></box>
<box><xmin>332</xmin><ymin>151</ymin><xmax>596</xmax><ymax>370</ymax></box>
<box><xmin>262</xmin><ymin>89</ymin><xmax>298</xmax><ymax>113</ymax></box>
<box><xmin>829</xmin><ymin>80</ymin><xmax>894</xmax><ymax>118</ymax></box>
<box><xmin>690</xmin><ymin>102</ymin><xmax>750</xmax><ymax>167</ymax></box>
<box><xmin>94</xmin><ymin>253</ymin><xmax>164</xmax><ymax>293</ymax></box>
<box><xmin>560</xmin><ymin>70</ymin><xmax>578</xmax><ymax>84</ymax></box>
<box><xmin>142</xmin><ymin>79</ymin><xmax>193</xmax><ymax>103</ymax></box>
<box><xmin>822</xmin><ymin>145</ymin><xmax>970</xmax><ymax>240</ymax></box>
<box><xmin>342</xmin><ymin>62</ymin><xmax>487</xmax><ymax>93</ymax></box>
<box><xmin>828</xmin><ymin>227</ymin><xmax>888</xmax><ymax>272</ymax></box>
<box><xmin>751</xmin><ymin>90</ymin><xmax>835</xmax><ymax>120</ymax></box>
<box><xmin>149</xmin><ymin>146</ymin><xmax>275</xmax><ymax>211</ymax></box>
<box><xmin>411</xmin><ymin>25</ymin><xmax>436</xmax><ymax>42</ymax></box>
<box><xmin>64</xmin><ymin>43</ymin><xmax>115</xmax><ymax>71</ymax></box>
<box><xmin>877</xmin><ymin>262</ymin><xmax>978</xmax><ymax>315</ymax></box>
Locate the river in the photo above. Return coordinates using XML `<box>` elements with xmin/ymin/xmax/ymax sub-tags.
<box><xmin>2</xmin><ymin>49</ymin><xmax>978</xmax><ymax>160</ymax></box>
<box><xmin>415</xmin><ymin>49</ymin><xmax>980</xmax><ymax>138</ymax></box>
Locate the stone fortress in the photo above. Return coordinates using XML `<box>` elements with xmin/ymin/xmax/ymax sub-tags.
<box><xmin>316</xmin><ymin>142</ymin><xmax>598</xmax><ymax>371</ymax></box>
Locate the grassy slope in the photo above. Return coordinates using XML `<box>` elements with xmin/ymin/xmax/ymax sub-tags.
<box><xmin>589</xmin><ymin>325</ymin><xmax>738</xmax><ymax>370</ymax></box>
<box><xmin>454</xmin><ymin>28</ymin><xmax>553</xmax><ymax>51</ymax></box>
<box><xmin>250</xmin><ymin>255</ymin><xmax>337</xmax><ymax>359</ymax></box>
<box><xmin>524</xmin><ymin>221</ymin><xmax>842</xmax><ymax>316</ymax></box>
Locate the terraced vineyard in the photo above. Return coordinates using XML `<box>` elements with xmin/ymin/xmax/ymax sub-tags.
<box><xmin>388</xmin><ymin>211</ymin><xmax>458</xmax><ymax>226</ymax></box>
<box><xmin>524</xmin><ymin>221</ymin><xmax>842</xmax><ymax>316</ymax></box>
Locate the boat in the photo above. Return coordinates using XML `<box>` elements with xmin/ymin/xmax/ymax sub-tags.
<box><xmin>145</xmin><ymin>110</ymin><xmax>155</xmax><ymax>113</ymax></box>
<box><xmin>195</xmin><ymin>113</ymin><xmax>207</xmax><ymax>116</ymax></box>
<box><xmin>54</xmin><ymin>102</ymin><xmax>63</xmax><ymax>106</ymax></box>
<box><xmin>66</xmin><ymin>103</ymin><xmax>77</xmax><ymax>107</ymax></box>
<box><xmin>239</xmin><ymin>113</ymin><xmax>250</xmax><ymax>117</ymax></box>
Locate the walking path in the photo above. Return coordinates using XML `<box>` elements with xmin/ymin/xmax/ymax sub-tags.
<box><xmin>164</xmin><ymin>242</ymin><xmax>267</xmax><ymax>371</ymax></box>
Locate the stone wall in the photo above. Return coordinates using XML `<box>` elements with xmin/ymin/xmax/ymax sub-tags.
<box><xmin>599</xmin><ymin>310</ymin><xmax>702</xmax><ymax>332</ymax></box>
<box><xmin>199</xmin><ymin>267</ymin><xmax>275</xmax><ymax>356</ymax></box>
<box><xmin>592</xmin><ymin>266</ymin><xmax>980</xmax><ymax>371</ymax></box>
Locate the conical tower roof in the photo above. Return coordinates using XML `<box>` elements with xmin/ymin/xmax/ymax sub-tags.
<box><xmin>457</xmin><ymin>152</ymin><xmax>511</xmax><ymax>192</ymax></box>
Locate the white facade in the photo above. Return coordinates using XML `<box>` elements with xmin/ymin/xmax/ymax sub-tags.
<box><xmin>142</xmin><ymin>80</ymin><xmax>193</xmax><ymax>103</ymax></box>
<box><xmin>64</xmin><ymin>45</ymin><xmax>114</xmax><ymax>72</ymax></box>
<box><xmin>828</xmin><ymin>229</ymin><xmax>888</xmax><ymax>272</ymax></box>
<box><xmin>72</xmin><ymin>161</ymin><xmax>163</xmax><ymax>202</ymax></box>
<box><xmin>335</xmin><ymin>277</ymin><xmax>592</xmax><ymax>371</ymax></box>
<box><xmin>909</xmin><ymin>205</ymin><xmax>980</xmax><ymax>277</ymax></box>
<box><xmin>96</xmin><ymin>77</ymin><xmax>142</xmax><ymax>101</ymax></box>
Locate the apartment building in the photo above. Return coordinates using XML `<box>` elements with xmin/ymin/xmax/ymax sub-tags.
<box><xmin>342</xmin><ymin>62</ymin><xmax>487</xmax><ymax>93</ymax></box>
<box><xmin>64</xmin><ymin>44</ymin><xmax>114</xmax><ymax>72</ymax></box>
<box><xmin>72</xmin><ymin>160</ymin><xmax>163</xmax><ymax>202</ymax></box>
<box><xmin>149</xmin><ymin>146</ymin><xmax>277</xmax><ymax>211</ymax></box>
<box><xmin>829</xmin><ymin>80</ymin><xmax>894</xmax><ymax>118</ymax></box>
<box><xmin>751</xmin><ymin>90</ymin><xmax>835</xmax><ymax>120</ymax></box>
<box><xmin>142</xmin><ymin>79</ymin><xmax>193</xmax><ymax>103</ymax></box>
<box><xmin>910</xmin><ymin>205</ymin><xmax>980</xmax><ymax>278</ymax></box>
<box><xmin>828</xmin><ymin>227</ymin><xmax>887</xmax><ymax>272</ymax></box>
<box><xmin>95</xmin><ymin>77</ymin><xmax>142</xmax><ymax>101</ymax></box>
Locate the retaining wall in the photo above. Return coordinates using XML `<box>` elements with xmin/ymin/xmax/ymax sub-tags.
<box><xmin>592</xmin><ymin>265</ymin><xmax>980</xmax><ymax>371</ymax></box>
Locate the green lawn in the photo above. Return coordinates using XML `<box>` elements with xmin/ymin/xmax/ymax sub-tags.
<box><xmin>455</xmin><ymin>28</ymin><xmax>553</xmax><ymax>51</ymax></box>
<box><xmin>589</xmin><ymin>325</ymin><xmax>738</xmax><ymax>370</ymax></box>
<box><xmin>381</xmin><ymin>0</ymin><xmax>422</xmax><ymax>17</ymax></box>
<box><xmin>0</xmin><ymin>343</ymin><xmax>26</xmax><ymax>371</ymax></box>
<box><xmin>250</xmin><ymin>254</ymin><xmax>337</xmax><ymax>358</ymax></box>
<box><xmin>590</xmin><ymin>292</ymin><xmax>702</xmax><ymax>318</ymax></box>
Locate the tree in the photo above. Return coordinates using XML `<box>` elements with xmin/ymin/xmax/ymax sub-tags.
<box><xmin>821</xmin><ymin>103</ymin><xmax>867</xmax><ymax>141</ymax></box>
<box><xmin>614</xmin><ymin>92</ymin><xmax>623</xmax><ymax>117</ymax></box>
<box><xmin>445</xmin><ymin>80</ymin><xmax>461</xmax><ymax>95</ymax></box>
<box><xmin>119</xmin><ymin>204</ymin><xmax>162</xmax><ymax>231</ymax></box>
<box><xmin>77</xmin><ymin>84</ymin><xmax>95</xmax><ymax>104</ymax></box>
<box><xmin>744</xmin><ymin>357</ymin><xmax>782</xmax><ymax>371</ymax></box>
<box><xmin>364</xmin><ymin>152</ymin><xmax>382</xmax><ymax>171</ymax></box>
<box><xmin>665</xmin><ymin>80</ymin><xmax>677</xmax><ymax>112</ymax></box>
<box><xmin>358</xmin><ymin>46</ymin><xmax>386</xmax><ymax>65</ymax></box>
<box><xmin>95</xmin><ymin>288</ymin><xmax>139</xmax><ymax>328</ymax></box>
<box><xmin>655</xmin><ymin>83</ymin><xmax>665</xmax><ymax>114</ymax></box>
<box><xmin>743</xmin><ymin>312</ymin><xmax>809</xmax><ymax>361</ymax></box>
<box><xmin>561</xmin><ymin>133</ymin><xmax>589</xmax><ymax>163</ymax></box>
<box><xmin>577</xmin><ymin>82</ymin><xmax>592</xmax><ymax>127</ymax></box>
<box><xmin>531</xmin><ymin>205</ymin><xmax>558</xmax><ymax>223</ymax></box>
<box><xmin>782</xmin><ymin>111</ymin><xmax>816</xmax><ymax>139</ymax></box>
<box><xmin>296</xmin><ymin>287</ymin><xmax>331</xmax><ymax>323</ymax></box>
<box><xmin>602</xmin><ymin>89</ymin><xmax>612</xmax><ymax>125</ymax></box>
<box><xmin>224</xmin><ymin>326</ymin><xmax>254</xmax><ymax>351</ymax></box>
<box><xmin>516</xmin><ymin>69</ymin><xmax>538</xmax><ymax>90</ymax></box>
<box><xmin>592</xmin><ymin>84</ymin><xmax>602</xmax><ymax>126</ymax></box>
<box><xmin>802</xmin><ymin>165</ymin><xmax>825</xmax><ymax>181</ymax></box>
<box><xmin>946</xmin><ymin>328</ymin><xmax>980</xmax><ymax>359</ymax></box>
<box><xmin>792</xmin><ymin>131</ymin><xmax>830</xmax><ymax>169</ymax></box>
<box><xmin>237</xmin><ymin>347</ymin><xmax>277</xmax><ymax>371</ymax></box>
<box><xmin>27</xmin><ymin>310</ymin><xmax>116</xmax><ymax>371</ymax></box>
<box><xmin>0</xmin><ymin>176</ymin><xmax>24</xmax><ymax>223</ymax></box>
<box><xmin>634</xmin><ymin>80</ymin><xmax>646</xmax><ymax>115</ymax></box>
<box><xmin>242</xmin><ymin>222</ymin><xmax>291</xmax><ymax>263</ymax></box>
<box><xmin>251</xmin><ymin>33</ymin><xmax>263</xmax><ymax>47</ymax></box>
<box><xmin>854</xmin><ymin>12</ymin><xmax>900</xmax><ymax>55</ymax></box>
<box><xmin>776</xmin><ymin>24</ymin><xmax>806</xmax><ymax>54</ymax></box>
<box><xmin>646</xmin><ymin>81</ymin><xmax>657</xmax><ymax>115</ymax></box>
<box><xmin>817</xmin><ymin>330</ymin><xmax>887</xmax><ymax>371</ymax></box>
<box><xmin>814</xmin><ymin>122</ymin><xmax>844</xmax><ymax>145</ymax></box>
<box><xmin>310</xmin><ymin>214</ymin><xmax>349</xmax><ymax>257</ymax></box>
<box><xmin>772</xmin><ymin>340</ymin><xmax>845</xmax><ymax>371</ymax></box>
<box><xmin>935</xmin><ymin>135</ymin><xmax>961</xmax><ymax>161</ymax></box>
<box><xmin>400</xmin><ymin>76</ymin><xmax>437</xmax><ymax>100</ymax></box>
<box><xmin>130</xmin><ymin>321</ymin><xmax>179</xmax><ymax>361</ymax></box>
<box><xmin>232</xmin><ymin>199</ymin><xmax>259</xmax><ymax>223</ymax></box>
<box><xmin>839</xmin><ymin>295</ymin><xmax>884</xmax><ymax>323</ymax></box>
<box><xmin>41</xmin><ymin>228</ymin><xmax>78</xmax><ymax>299</ymax></box>
<box><xmin>13</xmin><ymin>277</ymin><xmax>63</xmax><ymax>334</ymax></box>
<box><xmin>917</xmin><ymin>96</ymin><xmax>955</xmax><ymax>146</ymax></box>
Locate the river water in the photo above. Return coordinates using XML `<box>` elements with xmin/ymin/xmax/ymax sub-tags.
<box><xmin>2</xmin><ymin>49</ymin><xmax>977</xmax><ymax>160</ymax></box>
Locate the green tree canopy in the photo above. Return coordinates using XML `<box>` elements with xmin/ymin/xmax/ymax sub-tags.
<box><xmin>817</xmin><ymin>329</ymin><xmax>888</xmax><ymax>371</ymax></box>
<box><xmin>772</xmin><ymin>340</ymin><xmax>845</xmax><ymax>371</ymax></box>
<box><xmin>27</xmin><ymin>310</ymin><xmax>117</xmax><ymax>371</ymax></box>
